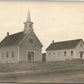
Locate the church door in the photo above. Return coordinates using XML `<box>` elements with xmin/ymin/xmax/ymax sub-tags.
<box><xmin>28</xmin><ymin>52</ymin><xmax>34</xmax><ymax>61</ymax></box>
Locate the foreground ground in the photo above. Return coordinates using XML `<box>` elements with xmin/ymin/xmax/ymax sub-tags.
<box><xmin>0</xmin><ymin>59</ymin><xmax>84</xmax><ymax>83</ymax></box>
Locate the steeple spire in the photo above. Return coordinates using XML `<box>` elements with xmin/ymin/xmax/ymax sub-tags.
<box><xmin>24</xmin><ymin>9</ymin><xmax>34</xmax><ymax>33</ymax></box>
<box><xmin>27</xmin><ymin>9</ymin><xmax>31</xmax><ymax>22</ymax></box>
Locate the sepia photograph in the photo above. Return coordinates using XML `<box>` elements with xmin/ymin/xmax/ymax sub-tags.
<box><xmin>0</xmin><ymin>1</ymin><xmax>84</xmax><ymax>83</ymax></box>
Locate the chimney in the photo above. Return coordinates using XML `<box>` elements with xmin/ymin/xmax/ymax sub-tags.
<box><xmin>52</xmin><ymin>40</ymin><xmax>54</xmax><ymax>43</ymax></box>
<box><xmin>7</xmin><ymin>32</ymin><xmax>9</xmax><ymax>36</ymax></box>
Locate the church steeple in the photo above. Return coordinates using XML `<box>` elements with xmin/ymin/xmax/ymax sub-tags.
<box><xmin>27</xmin><ymin>9</ymin><xmax>31</xmax><ymax>22</ymax></box>
<box><xmin>24</xmin><ymin>9</ymin><xmax>34</xmax><ymax>33</ymax></box>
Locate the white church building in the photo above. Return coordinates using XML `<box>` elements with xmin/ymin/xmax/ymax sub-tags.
<box><xmin>46</xmin><ymin>39</ymin><xmax>84</xmax><ymax>62</ymax></box>
<box><xmin>0</xmin><ymin>10</ymin><xmax>43</xmax><ymax>63</ymax></box>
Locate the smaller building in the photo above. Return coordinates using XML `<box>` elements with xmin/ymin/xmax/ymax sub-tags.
<box><xmin>46</xmin><ymin>39</ymin><xmax>84</xmax><ymax>62</ymax></box>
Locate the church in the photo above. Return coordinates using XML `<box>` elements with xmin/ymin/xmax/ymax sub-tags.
<box><xmin>0</xmin><ymin>10</ymin><xmax>43</xmax><ymax>63</ymax></box>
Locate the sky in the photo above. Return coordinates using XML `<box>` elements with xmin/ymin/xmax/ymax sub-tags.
<box><xmin>0</xmin><ymin>1</ymin><xmax>84</xmax><ymax>52</ymax></box>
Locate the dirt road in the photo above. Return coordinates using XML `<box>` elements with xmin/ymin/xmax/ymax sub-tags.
<box><xmin>0</xmin><ymin>67</ymin><xmax>84</xmax><ymax>83</ymax></box>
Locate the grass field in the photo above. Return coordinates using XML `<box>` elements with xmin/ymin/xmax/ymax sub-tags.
<box><xmin>0</xmin><ymin>59</ymin><xmax>84</xmax><ymax>83</ymax></box>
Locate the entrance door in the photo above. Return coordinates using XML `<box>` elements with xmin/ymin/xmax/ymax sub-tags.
<box><xmin>80</xmin><ymin>52</ymin><xmax>83</xmax><ymax>58</ymax></box>
<box><xmin>28</xmin><ymin>52</ymin><xmax>34</xmax><ymax>61</ymax></box>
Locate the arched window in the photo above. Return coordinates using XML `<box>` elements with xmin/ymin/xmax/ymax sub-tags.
<box><xmin>64</xmin><ymin>51</ymin><xmax>66</xmax><ymax>56</ymax></box>
<box><xmin>29</xmin><ymin>39</ymin><xmax>33</xmax><ymax>43</ymax></box>
<box><xmin>71</xmin><ymin>51</ymin><xmax>73</xmax><ymax>56</ymax></box>
<box><xmin>11</xmin><ymin>51</ymin><xmax>14</xmax><ymax>58</ymax></box>
<box><xmin>6</xmin><ymin>52</ymin><xmax>8</xmax><ymax>58</ymax></box>
<box><xmin>30</xmin><ymin>24</ymin><xmax>32</xmax><ymax>28</ymax></box>
<box><xmin>53</xmin><ymin>52</ymin><xmax>55</xmax><ymax>55</ymax></box>
<box><xmin>49</xmin><ymin>52</ymin><xmax>50</xmax><ymax>55</ymax></box>
<box><xmin>80</xmin><ymin>44</ymin><xmax>82</xmax><ymax>47</ymax></box>
<box><xmin>58</xmin><ymin>52</ymin><xmax>60</xmax><ymax>56</ymax></box>
<box><xmin>2</xmin><ymin>52</ymin><xmax>4</xmax><ymax>59</ymax></box>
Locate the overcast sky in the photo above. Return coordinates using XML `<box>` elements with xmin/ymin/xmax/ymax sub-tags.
<box><xmin>0</xmin><ymin>1</ymin><xmax>84</xmax><ymax>52</ymax></box>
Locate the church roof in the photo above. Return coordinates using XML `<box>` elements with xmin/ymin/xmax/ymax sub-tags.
<box><xmin>0</xmin><ymin>31</ymin><xmax>43</xmax><ymax>47</ymax></box>
<box><xmin>0</xmin><ymin>32</ymin><xmax>25</xmax><ymax>47</ymax></box>
<box><xmin>46</xmin><ymin>39</ymin><xmax>82</xmax><ymax>51</ymax></box>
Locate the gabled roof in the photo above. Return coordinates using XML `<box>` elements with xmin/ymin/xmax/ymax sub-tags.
<box><xmin>0</xmin><ymin>31</ymin><xmax>26</xmax><ymax>47</ymax></box>
<box><xmin>18</xmin><ymin>31</ymin><xmax>43</xmax><ymax>47</ymax></box>
<box><xmin>33</xmin><ymin>32</ymin><xmax>43</xmax><ymax>47</ymax></box>
<box><xmin>46</xmin><ymin>39</ymin><xmax>82</xmax><ymax>51</ymax></box>
<box><xmin>0</xmin><ymin>31</ymin><xmax>43</xmax><ymax>48</ymax></box>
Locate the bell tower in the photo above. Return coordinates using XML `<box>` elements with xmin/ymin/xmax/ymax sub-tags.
<box><xmin>24</xmin><ymin>9</ymin><xmax>34</xmax><ymax>33</ymax></box>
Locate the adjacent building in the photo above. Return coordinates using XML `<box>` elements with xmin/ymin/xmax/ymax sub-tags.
<box><xmin>46</xmin><ymin>39</ymin><xmax>84</xmax><ymax>62</ymax></box>
<box><xmin>0</xmin><ymin>10</ymin><xmax>43</xmax><ymax>63</ymax></box>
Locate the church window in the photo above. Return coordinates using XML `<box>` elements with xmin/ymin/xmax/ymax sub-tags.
<box><xmin>11</xmin><ymin>51</ymin><xmax>14</xmax><ymax>58</ymax></box>
<box><xmin>80</xmin><ymin>44</ymin><xmax>82</xmax><ymax>47</ymax></box>
<box><xmin>6</xmin><ymin>52</ymin><xmax>8</xmax><ymax>58</ymax></box>
<box><xmin>64</xmin><ymin>51</ymin><xmax>66</xmax><ymax>56</ymax></box>
<box><xmin>25</xmin><ymin>24</ymin><xmax>27</xmax><ymax>28</ymax></box>
<box><xmin>49</xmin><ymin>52</ymin><xmax>50</xmax><ymax>55</ymax></box>
<box><xmin>2</xmin><ymin>52</ymin><xmax>4</xmax><ymax>58</ymax></box>
<box><xmin>58</xmin><ymin>52</ymin><xmax>60</xmax><ymax>56</ymax></box>
<box><xmin>30</xmin><ymin>24</ymin><xmax>32</xmax><ymax>28</ymax></box>
<box><xmin>71</xmin><ymin>51</ymin><xmax>73</xmax><ymax>56</ymax></box>
<box><xmin>29</xmin><ymin>39</ymin><xmax>33</xmax><ymax>43</ymax></box>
